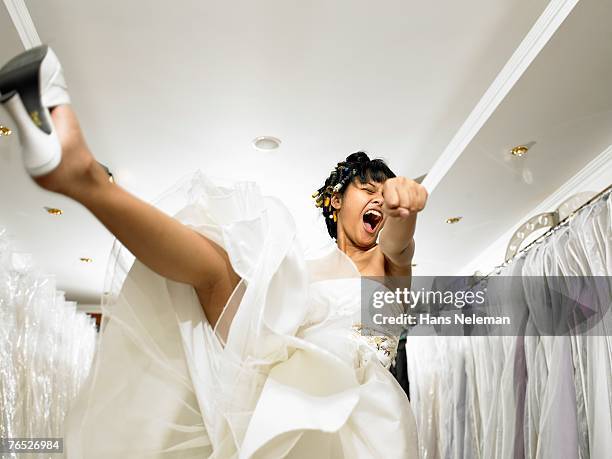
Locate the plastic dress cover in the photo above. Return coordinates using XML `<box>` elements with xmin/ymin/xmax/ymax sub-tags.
<box><xmin>405</xmin><ymin>189</ymin><xmax>611</xmax><ymax>458</ymax></box>
<box><xmin>62</xmin><ymin>169</ymin><xmax>419</xmax><ymax>458</ymax></box>
<box><xmin>0</xmin><ymin>227</ymin><xmax>97</xmax><ymax>458</ymax></box>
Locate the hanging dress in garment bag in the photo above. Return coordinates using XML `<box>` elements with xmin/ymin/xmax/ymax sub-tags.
<box><xmin>565</xmin><ymin>194</ymin><xmax>612</xmax><ymax>459</ymax></box>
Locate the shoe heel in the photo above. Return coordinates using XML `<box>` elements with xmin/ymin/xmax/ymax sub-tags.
<box><xmin>0</xmin><ymin>45</ymin><xmax>53</xmax><ymax>135</ymax></box>
<box><xmin>0</xmin><ymin>45</ymin><xmax>65</xmax><ymax>177</ymax></box>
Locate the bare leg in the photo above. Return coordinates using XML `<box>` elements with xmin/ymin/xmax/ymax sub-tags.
<box><xmin>33</xmin><ymin>105</ymin><xmax>239</xmax><ymax>326</ymax></box>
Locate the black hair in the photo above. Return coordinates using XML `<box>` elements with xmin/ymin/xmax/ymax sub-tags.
<box><xmin>313</xmin><ymin>151</ymin><xmax>395</xmax><ymax>240</ymax></box>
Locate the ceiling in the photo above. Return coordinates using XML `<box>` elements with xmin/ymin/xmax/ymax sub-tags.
<box><xmin>2</xmin><ymin>0</ymin><xmax>608</xmax><ymax>304</ymax></box>
<box><xmin>416</xmin><ymin>0</ymin><xmax>612</xmax><ymax>274</ymax></box>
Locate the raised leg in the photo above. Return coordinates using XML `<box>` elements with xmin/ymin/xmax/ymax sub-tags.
<box><xmin>33</xmin><ymin>105</ymin><xmax>239</xmax><ymax>327</ymax></box>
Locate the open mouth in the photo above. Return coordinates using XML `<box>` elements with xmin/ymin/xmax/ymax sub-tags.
<box><xmin>363</xmin><ymin>209</ymin><xmax>383</xmax><ymax>234</ymax></box>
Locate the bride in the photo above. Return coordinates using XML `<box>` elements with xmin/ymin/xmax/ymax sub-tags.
<box><xmin>1</xmin><ymin>46</ymin><xmax>427</xmax><ymax>458</ymax></box>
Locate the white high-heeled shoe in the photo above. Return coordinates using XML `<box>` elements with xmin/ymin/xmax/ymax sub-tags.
<box><xmin>0</xmin><ymin>45</ymin><xmax>70</xmax><ymax>177</ymax></box>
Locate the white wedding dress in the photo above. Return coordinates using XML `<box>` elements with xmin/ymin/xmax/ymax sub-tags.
<box><xmin>63</xmin><ymin>169</ymin><xmax>418</xmax><ymax>458</ymax></box>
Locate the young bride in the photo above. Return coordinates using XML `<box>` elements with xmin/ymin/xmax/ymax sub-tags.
<box><xmin>1</xmin><ymin>46</ymin><xmax>427</xmax><ymax>458</ymax></box>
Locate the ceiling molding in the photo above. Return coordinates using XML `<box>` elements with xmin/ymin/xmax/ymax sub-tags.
<box><xmin>3</xmin><ymin>0</ymin><xmax>40</xmax><ymax>49</ymax></box>
<box><xmin>459</xmin><ymin>143</ymin><xmax>612</xmax><ymax>275</ymax></box>
<box><xmin>421</xmin><ymin>0</ymin><xmax>581</xmax><ymax>195</ymax></box>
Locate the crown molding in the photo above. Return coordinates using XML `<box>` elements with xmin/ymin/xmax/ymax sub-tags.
<box><xmin>532</xmin><ymin>145</ymin><xmax>612</xmax><ymax>212</ymax></box>
<box><xmin>3</xmin><ymin>0</ymin><xmax>41</xmax><ymax>49</ymax></box>
<box><xmin>421</xmin><ymin>0</ymin><xmax>581</xmax><ymax>195</ymax></box>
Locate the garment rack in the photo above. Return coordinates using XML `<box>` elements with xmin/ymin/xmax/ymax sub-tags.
<box><xmin>475</xmin><ymin>183</ymin><xmax>612</xmax><ymax>283</ymax></box>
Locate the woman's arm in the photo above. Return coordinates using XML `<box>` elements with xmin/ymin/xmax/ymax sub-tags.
<box><xmin>379</xmin><ymin>176</ymin><xmax>427</xmax><ymax>274</ymax></box>
<box><xmin>379</xmin><ymin>213</ymin><xmax>417</xmax><ymax>270</ymax></box>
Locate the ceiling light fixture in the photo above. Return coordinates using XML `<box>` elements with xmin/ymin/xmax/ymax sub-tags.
<box><xmin>44</xmin><ymin>207</ymin><xmax>63</xmax><ymax>215</ymax></box>
<box><xmin>0</xmin><ymin>125</ymin><xmax>12</xmax><ymax>136</ymax></box>
<box><xmin>446</xmin><ymin>216</ymin><xmax>462</xmax><ymax>224</ymax></box>
<box><xmin>252</xmin><ymin>136</ymin><xmax>281</xmax><ymax>151</ymax></box>
<box><xmin>510</xmin><ymin>145</ymin><xmax>529</xmax><ymax>157</ymax></box>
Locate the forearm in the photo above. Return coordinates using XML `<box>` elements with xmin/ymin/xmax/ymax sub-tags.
<box><xmin>379</xmin><ymin>213</ymin><xmax>417</xmax><ymax>266</ymax></box>
<box><xmin>65</xmin><ymin>159</ymin><xmax>220</xmax><ymax>288</ymax></box>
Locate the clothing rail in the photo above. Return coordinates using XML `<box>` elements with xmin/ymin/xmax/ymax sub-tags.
<box><xmin>475</xmin><ymin>183</ymin><xmax>612</xmax><ymax>283</ymax></box>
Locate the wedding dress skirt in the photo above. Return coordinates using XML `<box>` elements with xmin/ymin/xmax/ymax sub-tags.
<box><xmin>63</xmin><ymin>169</ymin><xmax>418</xmax><ymax>458</ymax></box>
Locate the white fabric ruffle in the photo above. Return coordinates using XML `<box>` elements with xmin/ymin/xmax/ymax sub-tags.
<box><xmin>64</xmin><ymin>169</ymin><xmax>418</xmax><ymax>458</ymax></box>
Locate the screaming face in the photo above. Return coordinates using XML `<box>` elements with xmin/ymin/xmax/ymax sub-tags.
<box><xmin>332</xmin><ymin>177</ymin><xmax>386</xmax><ymax>248</ymax></box>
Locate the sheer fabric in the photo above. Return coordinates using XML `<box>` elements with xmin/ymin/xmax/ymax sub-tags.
<box><xmin>0</xmin><ymin>228</ymin><xmax>97</xmax><ymax>452</ymax></box>
<box><xmin>63</xmin><ymin>169</ymin><xmax>418</xmax><ymax>458</ymax></box>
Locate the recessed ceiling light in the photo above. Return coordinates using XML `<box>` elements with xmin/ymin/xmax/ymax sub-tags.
<box><xmin>0</xmin><ymin>125</ymin><xmax>12</xmax><ymax>136</ymax></box>
<box><xmin>80</xmin><ymin>257</ymin><xmax>93</xmax><ymax>263</ymax></box>
<box><xmin>252</xmin><ymin>136</ymin><xmax>281</xmax><ymax>151</ymax></box>
<box><xmin>510</xmin><ymin>145</ymin><xmax>529</xmax><ymax>157</ymax></box>
<box><xmin>446</xmin><ymin>216</ymin><xmax>462</xmax><ymax>224</ymax></box>
<box><xmin>45</xmin><ymin>207</ymin><xmax>63</xmax><ymax>215</ymax></box>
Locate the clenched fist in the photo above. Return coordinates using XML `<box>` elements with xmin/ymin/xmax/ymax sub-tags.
<box><xmin>382</xmin><ymin>177</ymin><xmax>428</xmax><ymax>219</ymax></box>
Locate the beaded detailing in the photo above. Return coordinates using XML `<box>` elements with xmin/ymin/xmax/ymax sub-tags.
<box><xmin>351</xmin><ymin>323</ymin><xmax>399</xmax><ymax>369</ymax></box>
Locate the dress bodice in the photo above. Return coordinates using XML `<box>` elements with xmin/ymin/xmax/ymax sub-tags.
<box><xmin>302</xmin><ymin>248</ymin><xmax>401</xmax><ymax>370</ymax></box>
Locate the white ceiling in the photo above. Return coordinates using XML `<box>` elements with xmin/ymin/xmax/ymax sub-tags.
<box><xmin>416</xmin><ymin>0</ymin><xmax>612</xmax><ymax>274</ymax></box>
<box><xmin>2</xmin><ymin>0</ymin><xmax>608</xmax><ymax>305</ymax></box>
